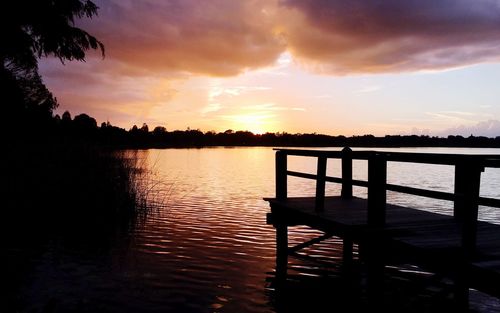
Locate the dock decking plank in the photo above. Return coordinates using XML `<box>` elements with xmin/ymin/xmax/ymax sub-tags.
<box><xmin>265</xmin><ymin>195</ymin><xmax>500</xmax><ymax>298</ymax></box>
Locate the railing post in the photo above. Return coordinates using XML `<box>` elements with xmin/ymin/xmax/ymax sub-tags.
<box><xmin>454</xmin><ymin>158</ymin><xmax>483</xmax><ymax>255</ymax></box>
<box><xmin>315</xmin><ymin>156</ymin><xmax>327</xmax><ymax>212</ymax></box>
<box><xmin>276</xmin><ymin>150</ymin><xmax>287</xmax><ymax>201</ymax></box>
<box><xmin>368</xmin><ymin>153</ymin><xmax>387</xmax><ymax>227</ymax></box>
<box><xmin>341</xmin><ymin>147</ymin><xmax>353</xmax><ymax>199</ymax></box>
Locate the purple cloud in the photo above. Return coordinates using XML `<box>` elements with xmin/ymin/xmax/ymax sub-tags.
<box><xmin>282</xmin><ymin>0</ymin><xmax>500</xmax><ymax>73</ymax></box>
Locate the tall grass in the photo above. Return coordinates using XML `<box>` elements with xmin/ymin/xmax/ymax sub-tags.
<box><xmin>2</xmin><ymin>142</ymin><xmax>156</xmax><ymax>313</ymax></box>
<box><xmin>3</xmin><ymin>141</ymin><xmax>153</xmax><ymax>238</ymax></box>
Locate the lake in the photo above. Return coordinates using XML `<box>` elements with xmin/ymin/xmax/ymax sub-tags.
<box><xmin>8</xmin><ymin>147</ymin><xmax>500</xmax><ymax>312</ymax></box>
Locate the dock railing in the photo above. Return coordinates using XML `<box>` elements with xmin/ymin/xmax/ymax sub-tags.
<box><xmin>275</xmin><ymin>147</ymin><xmax>500</xmax><ymax>254</ymax></box>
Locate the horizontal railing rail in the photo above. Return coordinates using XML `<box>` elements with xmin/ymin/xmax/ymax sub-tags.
<box><xmin>275</xmin><ymin>148</ymin><xmax>500</xmax><ymax>167</ymax></box>
<box><xmin>274</xmin><ymin>147</ymin><xmax>500</xmax><ymax>255</ymax></box>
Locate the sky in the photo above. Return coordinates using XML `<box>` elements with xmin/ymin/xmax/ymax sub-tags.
<box><xmin>39</xmin><ymin>0</ymin><xmax>500</xmax><ymax>137</ymax></box>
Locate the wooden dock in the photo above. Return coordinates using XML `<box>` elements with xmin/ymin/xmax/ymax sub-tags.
<box><xmin>265</xmin><ymin>148</ymin><xmax>500</xmax><ymax>307</ymax></box>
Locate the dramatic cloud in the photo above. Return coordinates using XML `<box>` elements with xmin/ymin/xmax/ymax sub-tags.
<box><xmin>80</xmin><ymin>0</ymin><xmax>285</xmax><ymax>77</ymax></box>
<box><xmin>63</xmin><ymin>0</ymin><xmax>500</xmax><ymax>77</ymax></box>
<box><xmin>281</xmin><ymin>0</ymin><xmax>500</xmax><ymax>73</ymax></box>
<box><xmin>38</xmin><ymin>0</ymin><xmax>500</xmax><ymax>132</ymax></box>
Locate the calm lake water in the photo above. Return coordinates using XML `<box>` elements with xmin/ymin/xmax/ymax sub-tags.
<box><xmin>9</xmin><ymin>147</ymin><xmax>500</xmax><ymax>312</ymax></box>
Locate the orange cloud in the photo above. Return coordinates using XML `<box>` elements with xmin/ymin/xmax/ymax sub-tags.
<box><xmin>40</xmin><ymin>58</ymin><xmax>181</xmax><ymax>127</ymax></box>
<box><xmin>75</xmin><ymin>0</ymin><xmax>500</xmax><ymax>77</ymax></box>
<box><xmin>81</xmin><ymin>0</ymin><xmax>285</xmax><ymax>76</ymax></box>
<box><xmin>39</xmin><ymin>0</ymin><xmax>500</xmax><ymax>130</ymax></box>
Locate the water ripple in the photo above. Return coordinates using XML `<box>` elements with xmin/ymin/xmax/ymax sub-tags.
<box><xmin>13</xmin><ymin>147</ymin><xmax>500</xmax><ymax>313</ymax></box>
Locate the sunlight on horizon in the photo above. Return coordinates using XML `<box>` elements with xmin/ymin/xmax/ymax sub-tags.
<box><xmin>222</xmin><ymin>112</ymin><xmax>277</xmax><ymax>134</ymax></box>
<box><xmin>43</xmin><ymin>55</ymin><xmax>500</xmax><ymax>137</ymax></box>
<box><xmin>39</xmin><ymin>1</ymin><xmax>500</xmax><ymax>138</ymax></box>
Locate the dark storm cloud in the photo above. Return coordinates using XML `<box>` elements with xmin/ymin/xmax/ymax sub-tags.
<box><xmin>281</xmin><ymin>0</ymin><xmax>500</xmax><ymax>73</ymax></box>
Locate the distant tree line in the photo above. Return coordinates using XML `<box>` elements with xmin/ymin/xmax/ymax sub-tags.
<box><xmin>3</xmin><ymin>1</ymin><xmax>498</xmax><ymax>149</ymax></box>
<box><xmin>3</xmin><ymin>0</ymin><xmax>498</xmax><ymax>152</ymax></box>
<box><xmin>27</xmin><ymin>111</ymin><xmax>500</xmax><ymax>148</ymax></box>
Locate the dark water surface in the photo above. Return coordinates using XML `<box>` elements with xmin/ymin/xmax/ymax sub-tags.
<box><xmin>6</xmin><ymin>147</ymin><xmax>500</xmax><ymax>312</ymax></box>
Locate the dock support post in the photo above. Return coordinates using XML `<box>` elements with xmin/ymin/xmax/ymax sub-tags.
<box><xmin>275</xmin><ymin>224</ymin><xmax>288</xmax><ymax>280</ymax></box>
<box><xmin>274</xmin><ymin>150</ymin><xmax>289</xmax><ymax>281</ymax></box>
<box><xmin>366</xmin><ymin>153</ymin><xmax>387</xmax><ymax>306</ymax></box>
<box><xmin>453</xmin><ymin>262</ymin><xmax>470</xmax><ymax>310</ymax></box>
<box><xmin>276</xmin><ymin>151</ymin><xmax>287</xmax><ymax>201</ymax></box>
<box><xmin>341</xmin><ymin>147</ymin><xmax>354</xmax><ymax>269</ymax></box>
<box><xmin>341</xmin><ymin>147</ymin><xmax>353</xmax><ymax>199</ymax></box>
<box><xmin>343</xmin><ymin>237</ymin><xmax>353</xmax><ymax>269</ymax></box>
<box><xmin>452</xmin><ymin>158</ymin><xmax>482</xmax><ymax>309</ymax></box>
<box><xmin>454</xmin><ymin>159</ymin><xmax>483</xmax><ymax>256</ymax></box>
<box><xmin>365</xmin><ymin>236</ymin><xmax>385</xmax><ymax>308</ymax></box>
<box><xmin>368</xmin><ymin>154</ymin><xmax>387</xmax><ymax>227</ymax></box>
<box><xmin>315</xmin><ymin>156</ymin><xmax>327</xmax><ymax>211</ymax></box>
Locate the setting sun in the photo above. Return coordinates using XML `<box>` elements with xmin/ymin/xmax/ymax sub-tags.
<box><xmin>224</xmin><ymin>112</ymin><xmax>275</xmax><ymax>134</ymax></box>
<box><xmin>37</xmin><ymin>0</ymin><xmax>500</xmax><ymax>137</ymax></box>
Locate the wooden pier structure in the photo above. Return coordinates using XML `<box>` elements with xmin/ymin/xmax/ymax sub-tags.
<box><xmin>265</xmin><ymin>148</ymin><xmax>500</xmax><ymax>306</ymax></box>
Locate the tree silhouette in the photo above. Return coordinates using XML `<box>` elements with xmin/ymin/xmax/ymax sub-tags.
<box><xmin>1</xmin><ymin>0</ymin><xmax>104</xmax><ymax>133</ymax></box>
<box><xmin>1</xmin><ymin>0</ymin><xmax>104</xmax><ymax>70</ymax></box>
<box><xmin>140</xmin><ymin>123</ymin><xmax>149</xmax><ymax>133</ymax></box>
<box><xmin>153</xmin><ymin>126</ymin><xmax>167</xmax><ymax>136</ymax></box>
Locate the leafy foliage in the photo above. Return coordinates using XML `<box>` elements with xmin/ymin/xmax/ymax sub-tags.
<box><xmin>0</xmin><ymin>0</ymin><xmax>104</xmax><ymax>128</ymax></box>
<box><xmin>1</xmin><ymin>0</ymin><xmax>104</xmax><ymax>70</ymax></box>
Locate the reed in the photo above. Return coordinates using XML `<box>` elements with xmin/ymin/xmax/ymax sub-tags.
<box><xmin>3</xmin><ymin>141</ymin><xmax>153</xmax><ymax>237</ymax></box>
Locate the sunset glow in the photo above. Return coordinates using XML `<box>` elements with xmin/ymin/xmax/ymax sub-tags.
<box><xmin>224</xmin><ymin>112</ymin><xmax>276</xmax><ymax>135</ymax></box>
<box><xmin>39</xmin><ymin>0</ymin><xmax>500</xmax><ymax>137</ymax></box>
